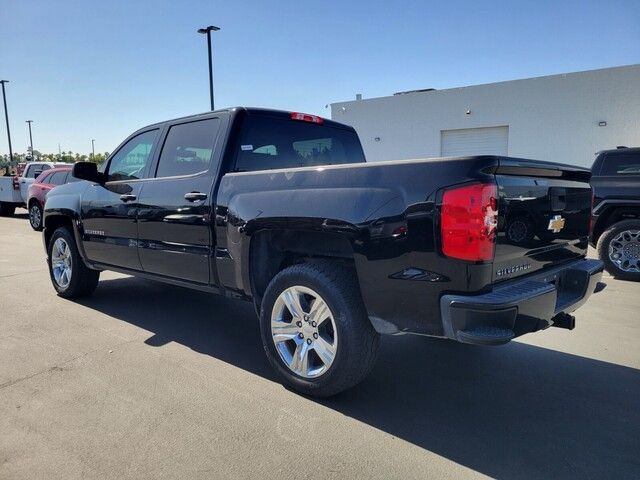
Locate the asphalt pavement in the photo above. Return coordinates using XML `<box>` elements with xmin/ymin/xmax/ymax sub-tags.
<box><xmin>1</xmin><ymin>212</ymin><xmax>639</xmax><ymax>479</ymax></box>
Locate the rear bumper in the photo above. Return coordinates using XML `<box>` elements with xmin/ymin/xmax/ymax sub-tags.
<box><xmin>440</xmin><ymin>258</ymin><xmax>604</xmax><ymax>345</ymax></box>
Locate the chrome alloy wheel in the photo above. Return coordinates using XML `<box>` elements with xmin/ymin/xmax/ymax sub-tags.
<box><xmin>609</xmin><ymin>229</ymin><xmax>640</xmax><ymax>273</ymax></box>
<box><xmin>51</xmin><ymin>237</ymin><xmax>72</xmax><ymax>288</ymax></box>
<box><xmin>270</xmin><ymin>286</ymin><xmax>338</xmax><ymax>378</ymax></box>
<box><xmin>29</xmin><ymin>204</ymin><xmax>42</xmax><ymax>228</ymax></box>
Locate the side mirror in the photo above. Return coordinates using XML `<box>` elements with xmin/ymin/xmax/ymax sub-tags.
<box><xmin>72</xmin><ymin>162</ymin><xmax>105</xmax><ymax>184</ymax></box>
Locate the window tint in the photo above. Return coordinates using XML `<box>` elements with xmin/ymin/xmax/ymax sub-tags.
<box><xmin>49</xmin><ymin>171</ymin><xmax>68</xmax><ymax>185</ymax></box>
<box><xmin>293</xmin><ymin>138</ymin><xmax>346</xmax><ymax>164</ymax></box>
<box><xmin>602</xmin><ymin>152</ymin><xmax>640</xmax><ymax>176</ymax></box>
<box><xmin>234</xmin><ymin>115</ymin><xmax>365</xmax><ymax>172</ymax></box>
<box><xmin>156</xmin><ymin>118</ymin><xmax>221</xmax><ymax>178</ymax></box>
<box><xmin>107</xmin><ymin>129</ymin><xmax>159</xmax><ymax>182</ymax></box>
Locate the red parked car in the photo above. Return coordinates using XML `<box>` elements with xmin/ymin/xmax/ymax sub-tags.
<box><xmin>27</xmin><ymin>166</ymin><xmax>75</xmax><ymax>230</ymax></box>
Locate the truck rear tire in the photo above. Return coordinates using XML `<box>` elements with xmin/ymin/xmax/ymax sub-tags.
<box><xmin>597</xmin><ymin>219</ymin><xmax>640</xmax><ymax>281</ymax></box>
<box><xmin>0</xmin><ymin>202</ymin><xmax>15</xmax><ymax>217</ymax></box>
<box><xmin>259</xmin><ymin>261</ymin><xmax>379</xmax><ymax>397</ymax></box>
<box><xmin>48</xmin><ymin>227</ymin><xmax>100</xmax><ymax>298</ymax></box>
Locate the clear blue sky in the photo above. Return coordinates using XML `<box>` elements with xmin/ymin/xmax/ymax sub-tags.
<box><xmin>1</xmin><ymin>0</ymin><xmax>639</xmax><ymax>155</ymax></box>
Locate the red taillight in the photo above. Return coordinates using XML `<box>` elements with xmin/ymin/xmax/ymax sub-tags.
<box><xmin>441</xmin><ymin>183</ymin><xmax>498</xmax><ymax>262</ymax></box>
<box><xmin>290</xmin><ymin>112</ymin><xmax>324</xmax><ymax>124</ymax></box>
<box><xmin>12</xmin><ymin>176</ymin><xmax>20</xmax><ymax>191</ymax></box>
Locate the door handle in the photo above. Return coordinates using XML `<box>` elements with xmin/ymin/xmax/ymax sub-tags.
<box><xmin>119</xmin><ymin>194</ymin><xmax>137</xmax><ymax>202</ymax></box>
<box><xmin>184</xmin><ymin>192</ymin><xmax>208</xmax><ymax>202</ymax></box>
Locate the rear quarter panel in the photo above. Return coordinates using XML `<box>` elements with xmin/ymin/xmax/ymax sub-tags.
<box><xmin>215</xmin><ymin>157</ymin><xmax>498</xmax><ymax>336</ymax></box>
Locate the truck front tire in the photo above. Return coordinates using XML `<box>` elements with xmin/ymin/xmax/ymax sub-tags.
<box><xmin>48</xmin><ymin>227</ymin><xmax>100</xmax><ymax>297</ymax></box>
<box><xmin>259</xmin><ymin>261</ymin><xmax>379</xmax><ymax>397</ymax></box>
<box><xmin>597</xmin><ymin>219</ymin><xmax>640</xmax><ymax>281</ymax></box>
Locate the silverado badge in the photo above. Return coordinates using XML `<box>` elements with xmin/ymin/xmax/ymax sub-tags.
<box><xmin>547</xmin><ymin>215</ymin><xmax>566</xmax><ymax>233</ymax></box>
<box><xmin>496</xmin><ymin>263</ymin><xmax>532</xmax><ymax>277</ymax></box>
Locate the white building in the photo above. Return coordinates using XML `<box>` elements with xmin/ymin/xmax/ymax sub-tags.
<box><xmin>330</xmin><ymin>65</ymin><xmax>640</xmax><ymax>168</ymax></box>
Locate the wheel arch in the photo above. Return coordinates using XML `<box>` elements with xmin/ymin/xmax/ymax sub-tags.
<box><xmin>42</xmin><ymin>210</ymin><xmax>92</xmax><ymax>270</ymax></box>
<box><xmin>43</xmin><ymin>215</ymin><xmax>75</xmax><ymax>251</ymax></box>
<box><xmin>593</xmin><ymin>204</ymin><xmax>640</xmax><ymax>244</ymax></box>
<box><xmin>28</xmin><ymin>196</ymin><xmax>42</xmax><ymax>209</ymax></box>
<box><xmin>248</xmin><ymin>229</ymin><xmax>357</xmax><ymax>312</ymax></box>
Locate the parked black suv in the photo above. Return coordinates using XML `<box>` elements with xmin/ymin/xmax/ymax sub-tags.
<box><xmin>590</xmin><ymin>147</ymin><xmax>640</xmax><ymax>281</ymax></box>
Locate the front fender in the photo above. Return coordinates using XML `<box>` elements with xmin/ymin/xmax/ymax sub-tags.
<box><xmin>43</xmin><ymin>184</ymin><xmax>90</xmax><ymax>264</ymax></box>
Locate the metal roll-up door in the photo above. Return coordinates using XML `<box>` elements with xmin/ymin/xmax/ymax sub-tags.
<box><xmin>441</xmin><ymin>126</ymin><xmax>509</xmax><ymax>156</ymax></box>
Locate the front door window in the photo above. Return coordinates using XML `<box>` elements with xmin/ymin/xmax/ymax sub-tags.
<box><xmin>106</xmin><ymin>130</ymin><xmax>159</xmax><ymax>182</ymax></box>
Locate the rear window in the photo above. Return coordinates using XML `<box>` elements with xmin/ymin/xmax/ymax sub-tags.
<box><xmin>601</xmin><ymin>152</ymin><xmax>640</xmax><ymax>176</ymax></box>
<box><xmin>234</xmin><ymin>115</ymin><xmax>365</xmax><ymax>172</ymax></box>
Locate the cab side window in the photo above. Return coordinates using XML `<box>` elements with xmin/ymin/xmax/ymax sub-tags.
<box><xmin>37</xmin><ymin>171</ymin><xmax>53</xmax><ymax>183</ymax></box>
<box><xmin>24</xmin><ymin>165</ymin><xmax>36</xmax><ymax>178</ymax></box>
<box><xmin>155</xmin><ymin>118</ymin><xmax>221</xmax><ymax>178</ymax></box>
<box><xmin>49</xmin><ymin>171</ymin><xmax>68</xmax><ymax>185</ymax></box>
<box><xmin>26</xmin><ymin>164</ymin><xmax>50</xmax><ymax>178</ymax></box>
<box><xmin>106</xmin><ymin>129</ymin><xmax>159</xmax><ymax>182</ymax></box>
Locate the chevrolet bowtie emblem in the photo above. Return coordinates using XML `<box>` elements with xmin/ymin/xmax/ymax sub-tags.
<box><xmin>547</xmin><ymin>215</ymin><xmax>566</xmax><ymax>233</ymax></box>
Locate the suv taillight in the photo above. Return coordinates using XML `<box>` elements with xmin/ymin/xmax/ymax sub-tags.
<box><xmin>440</xmin><ymin>183</ymin><xmax>498</xmax><ymax>262</ymax></box>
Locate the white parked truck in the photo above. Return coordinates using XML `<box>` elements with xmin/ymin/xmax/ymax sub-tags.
<box><xmin>0</xmin><ymin>161</ymin><xmax>68</xmax><ymax>216</ymax></box>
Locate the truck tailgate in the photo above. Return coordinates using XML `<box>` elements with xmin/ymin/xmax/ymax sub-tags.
<box><xmin>493</xmin><ymin>158</ymin><xmax>592</xmax><ymax>283</ymax></box>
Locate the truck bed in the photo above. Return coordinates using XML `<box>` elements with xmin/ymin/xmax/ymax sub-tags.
<box><xmin>0</xmin><ymin>177</ymin><xmax>22</xmax><ymax>204</ymax></box>
<box><xmin>216</xmin><ymin>154</ymin><xmax>592</xmax><ymax>336</ymax></box>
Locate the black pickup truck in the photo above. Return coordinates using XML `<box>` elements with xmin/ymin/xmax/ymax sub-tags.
<box><xmin>43</xmin><ymin>107</ymin><xmax>603</xmax><ymax>396</ymax></box>
<box><xmin>590</xmin><ymin>146</ymin><xmax>640</xmax><ymax>281</ymax></box>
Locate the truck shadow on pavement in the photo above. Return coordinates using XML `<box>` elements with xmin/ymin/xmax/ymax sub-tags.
<box><xmin>78</xmin><ymin>276</ymin><xmax>639</xmax><ymax>480</ymax></box>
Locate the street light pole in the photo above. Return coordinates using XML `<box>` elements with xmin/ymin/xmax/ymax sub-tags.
<box><xmin>26</xmin><ymin>120</ymin><xmax>34</xmax><ymax>160</ymax></box>
<box><xmin>91</xmin><ymin>139</ymin><xmax>95</xmax><ymax>161</ymax></box>
<box><xmin>0</xmin><ymin>80</ymin><xmax>14</xmax><ymax>166</ymax></box>
<box><xmin>197</xmin><ymin>25</ymin><xmax>220</xmax><ymax>111</ymax></box>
